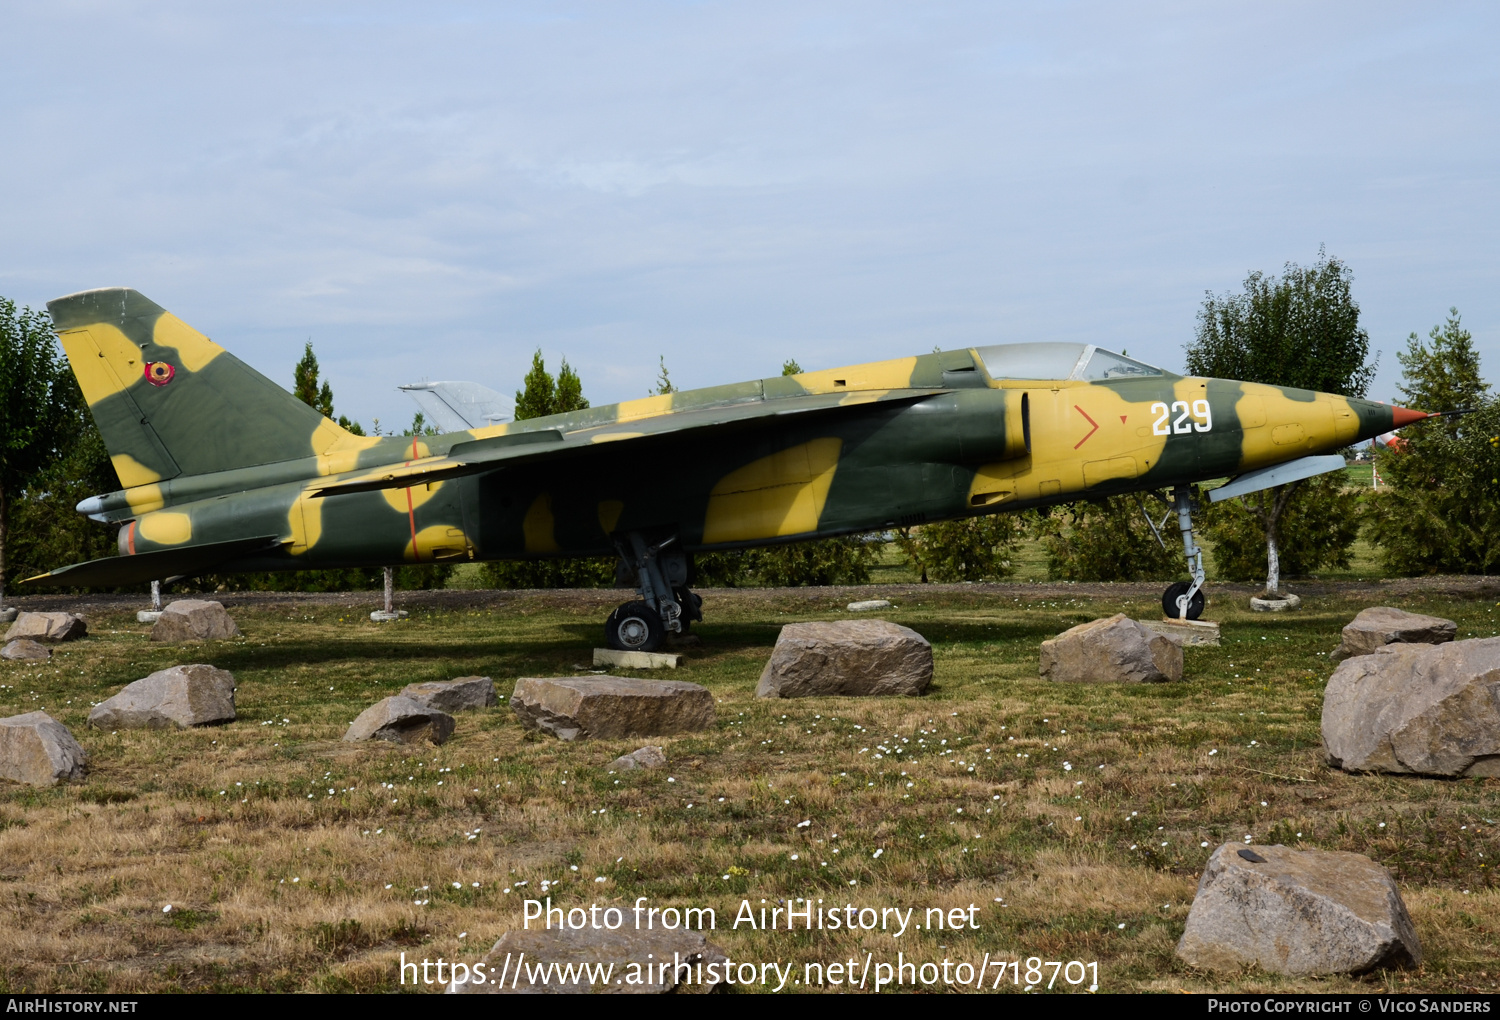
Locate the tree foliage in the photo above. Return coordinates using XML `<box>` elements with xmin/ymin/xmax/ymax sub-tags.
<box><xmin>1032</xmin><ymin>497</ymin><xmax>1181</xmax><ymax>581</ymax></box>
<box><xmin>0</xmin><ymin>298</ymin><xmax>107</xmax><ymax>600</ymax></box>
<box><xmin>692</xmin><ymin>536</ymin><xmax>880</xmax><ymax>587</ymax></box>
<box><xmin>292</xmin><ymin>340</ymin><xmax>363</xmax><ymax>434</ymax></box>
<box><xmin>515</xmin><ymin>351</ymin><xmax>590</xmax><ymax>420</ymax></box>
<box><xmin>896</xmin><ymin>515</ymin><xmax>1024</xmax><ymax>582</ymax></box>
<box><xmin>1199</xmin><ymin>474</ymin><xmax>1361</xmax><ymax>580</ymax></box>
<box><xmin>478</xmin><ymin>557</ymin><xmax>617</xmax><ymax>589</ymax></box>
<box><xmin>1184</xmin><ymin>249</ymin><xmax>1374</xmax><ymax>593</ymax></box>
<box><xmin>1366</xmin><ymin>310</ymin><xmax>1500</xmax><ymax>574</ymax></box>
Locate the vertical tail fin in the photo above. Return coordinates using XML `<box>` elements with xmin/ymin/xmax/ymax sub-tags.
<box><xmin>48</xmin><ymin>288</ymin><xmax>363</xmax><ymax>487</ymax></box>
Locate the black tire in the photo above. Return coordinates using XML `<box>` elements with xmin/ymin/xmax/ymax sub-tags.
<box><xmin>673</xmin><ymin>587</ymin><xmax>703</xmax><ymax>629</ymax></box>
<box><xmin>605</xmin><ymin>600</ymin><xmax>665</xmax><ymax>652</ymax></box>
<box><xmin>1162</xmin><ymin>581</ymin><xmax>1206</xmax><ymax>620</ymax></box>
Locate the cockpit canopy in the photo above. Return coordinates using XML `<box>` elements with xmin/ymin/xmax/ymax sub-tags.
<box><xmin>974</xmin><ymin>342</ymin><xmax>1165</xmax><ymax>382</ymax></box>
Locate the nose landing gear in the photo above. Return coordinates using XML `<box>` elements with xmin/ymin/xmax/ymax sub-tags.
<box><xmin>1165</xmin><ymin>484</ymin><xmax>1207</xmax><ymax>620</ymax></box>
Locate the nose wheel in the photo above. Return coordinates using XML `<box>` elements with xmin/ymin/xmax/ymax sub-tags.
<box><xmin>1161</xmin><ymin>581</ymin><xmax>1205</xmax><ymax>621</ymax></box>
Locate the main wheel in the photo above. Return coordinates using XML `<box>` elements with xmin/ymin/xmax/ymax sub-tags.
<box><xmin>605</xmin><ymin>600</ymin><xmax>665</xmax><ymax>652</ymax></box>
<box><xmin>673</xmin><ymin>587</ymin><xmax>703</xmax><ymax>630</ymax></box>
<box><xmin>1162</xmin><ymin>581</ymin><xmax>1206</xmax><ymax>620</ymax></box>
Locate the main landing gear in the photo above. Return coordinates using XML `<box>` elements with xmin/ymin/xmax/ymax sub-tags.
<box><xmin>604</xmin><ymin>530</ymin><xmax>703</xmax><ymax>653</ymax></box>
<box><xmin>1142</xmin><ymin>485</ymin><xmax>1207</xmax><ymax>621</ymax></box>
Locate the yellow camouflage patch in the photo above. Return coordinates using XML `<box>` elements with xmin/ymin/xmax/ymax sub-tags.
<box><xmin>702</xmin><ymin>437</ymin><xmax>842</xmax><ymax>544</ymax></box>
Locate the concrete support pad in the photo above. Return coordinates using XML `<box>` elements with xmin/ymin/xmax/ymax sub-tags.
<box><xmin>0</xmin><ymin>608</ymin><xmax>17</xmax><ymax>624</ymax></box>
<box><xmin>1138</xmin><ymin>617</ymin><xmax>1222</xmax><ymax>647</ymax></box>
<box><xmin>594</xmin><ymin>648</ymin><xmax>683</xmax><ymax>669</ymax></box>
<box><xmin>370</xmin><ymin>610</ymin><xmax>409</xmax><ymax>622</ymax></box>
<box><xmin>1251</xmin><ymin>594</ymin><xmax>1303</xmax><ymax>613</ymax></box>
<box><xmin>847</xmin><ymin>599</ymin><xmax>892</xmax><ymax>612</ymax></box>
<box><xmin>136</xmin><ymin>611</ymin><xmax>163</xmax><ymax>624</ymax></box>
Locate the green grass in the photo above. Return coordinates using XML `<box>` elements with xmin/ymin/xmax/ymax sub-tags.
<box><xmin>2</xmin><ymin>585</ymin><xmax>1495</xmax><ymax>993</ymax></box>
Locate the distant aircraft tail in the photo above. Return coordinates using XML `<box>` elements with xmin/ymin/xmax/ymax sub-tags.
<box><xmin>48</xmin><ymin>288</ymin><xmax>366</xmax><ymax>488</ymax></box>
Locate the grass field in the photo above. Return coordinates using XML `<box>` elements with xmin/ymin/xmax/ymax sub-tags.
<box><xmin>1</xmin><ymin>582</ymin><xmax>1497</xmax><ymax>994</ymax></box>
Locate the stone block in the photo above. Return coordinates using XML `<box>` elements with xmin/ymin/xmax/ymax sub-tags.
<box><xmin>608</xmin><ymin>745</ymin><xmax>667</xmax><ymax>771</ymax></box>
<box><xmin>1137</xmin><ymin>617</ymin><xmax>1221</xmax><ymax>647</ymax></box>
<box><xmin>1040</xmin><ymin>613</ymin><xmax>1182</xmax><ymax>683</ymax></box>
<box><xmin>1322</xmin><ymin>636</ymin><xmax>1500</xmax><ymax>777</ymax></box>
<box><xmin>0</xmin><ymin>712</ymin><xmax>86</xmax><ymax>787</ymax></box>
<box><xmin>1331</xmin><ymin>606</ymin><xmax>1457</xmax><ymax>662</ymax></box>
<box><xmin>1</xmin><ymin>639</ymin><xmax>50</xmax><ymax>661</ymax></box>
<box><xmin>344</xmin><ymin>696</ymin><xmax>455</xmax><ymax>745</ymax></box>
<box><xmin>5</xmin><ymin>612</ymin><xmax>87</xmax><ymax>643</ymax></box>
<box><xmin>510</xmin><ymin>677</ymin><xmax>715</xmax><ymax>741</ymax></box>
<box><xmin>1177</xmin><ymin>842</ymin><xmax>1420</xmax><ymax>976</ymax></box>
<box><xmin>756</xmin><ymin>620</ymin><xmax>932</xmax><ymax>698</ymax></box>
<box><xmin>149</xmin><ymin>600</ymin><xmax>241</xmax><ymax>643</ymax></box>
<box><xmin>593</xmin><ymin>648</ymin><xmax>683</xmax><ymax>670</ymax></box>
<box><xmin>399</xmin><ymin>676</ymin><xmax>497</xmax><ymax>712</ymax></box>
<box><xmin>88</xmin><ymin>664</ymin><xmax>236</xmax><ymax>730</ymax></box>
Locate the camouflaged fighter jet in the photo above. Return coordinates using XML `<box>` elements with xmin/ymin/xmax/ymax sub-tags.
<box><xmin>28</xmin><ymin>287</ymin><xmax>1431</xmax><ymax>650</ymax></box>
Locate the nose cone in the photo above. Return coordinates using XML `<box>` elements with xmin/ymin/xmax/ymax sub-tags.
<box><xmin>1390</xmin><ymin>405</ymin><xmax>1433</xmax><ymax>428</ymax></box>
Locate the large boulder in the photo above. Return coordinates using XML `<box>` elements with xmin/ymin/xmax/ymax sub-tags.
<box><xmin>510</xmin><ymin>677</ymin><xmax>715</xmax><ymax>741</ymax></box>
<box><xmin>1040</xmin><ymin>613</ymin><xmax>1182</xmax><ymax>684</ymax></box>
<box><xmin>449</xmin><ymin>927</ymin><xmax>730</xmax><ymax>994</ymax></box>
<box><xmin>88</xmin><ymin>664</ymin><xmax>236</xmax><ymax>730</ymax></box>
<box><xmin>1</xmin><ymin>639</ymin><xmax>50</xmax><ymax>661</ymax></box>
<box><xmin>0</xmin><ymin>712</ymin><xmax>87</xmax><ymax>787</ymax></box>
<box><xmin>608</xmin><ymin>745</ymin><xmax>667</xmax><ymax>771</ymax></box>
<box><xmin>1331</xmin><ymin>606</ymin><xmax>1458</xmax><ymax>662</ymax></box>
<box><xmin>4</xmin><ymin>612</ymin><xmax>87</xmax><ymax>644</ymax></box>
<box><xmin>1177</xmin><ymin>843</ymin><xmax>1420</xmax><ymax>976</ymax></box>
<box><xmin>755</xmin><ymin>620</ymin><xmax>933</xmax><ymax>699</ymax></box>
<box><xmin>149</xmin><ymin>600</ymin><xmax>242</xmax><ymax>643</ymax></box>
<box><xmin>343</xmin><ymin>696</ymin><xmax>455</xmax><ymax>745</ymax></box>
<box><xmin>399</xmin><ymin>676</ymin><xmax>497</xmax><ymax>713</ymax></box>
<box><xmin>1322</xmin><ymin>636</ymin><xmax>1500</xmax><ymax>777</ymax></box>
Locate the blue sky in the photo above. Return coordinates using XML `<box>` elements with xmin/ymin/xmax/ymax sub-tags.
<box><xmin>2</xmin><ymin>2</ymin><xmax>1495</xmax><ymax>429</ymax></box>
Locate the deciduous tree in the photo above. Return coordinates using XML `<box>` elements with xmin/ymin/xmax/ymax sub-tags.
<box><xmin>1185</xmin><ymin>249</ymin><xmax>1374</xmax><ymax>595</ymax></box>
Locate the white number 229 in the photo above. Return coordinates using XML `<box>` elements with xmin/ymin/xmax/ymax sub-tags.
<box><xmin>1152</xmin><ymin>400</ymin><xmax>1212</xmax><ymax>436</ymax></box>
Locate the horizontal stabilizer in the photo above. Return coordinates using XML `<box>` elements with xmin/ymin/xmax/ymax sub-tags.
<box><xmin>311</xmin><ymin>388</ymin><xmax>939</xmax><ymax>499</ymax></box>
<box><xmin>21</xmin><ymin>536</ymin><xmax>282</xmax><ymax>589</ymax></box>
<box><xmin>1207</xmin><ymin>455</ymin><xmax>1347</xmax><ymax>503</ymax></box>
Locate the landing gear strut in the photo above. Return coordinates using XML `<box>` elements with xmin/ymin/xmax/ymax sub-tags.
<box><xmin>604</xmin><ymin>530</ymin><xmax>700</xmax><ymax>652</ymax></box>
<box><xmin>1161</xmin><ymin>484</ymin><xmax>1206</xmax><ymax>620</ymax></box>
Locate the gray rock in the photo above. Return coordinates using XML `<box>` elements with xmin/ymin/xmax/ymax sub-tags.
<box><xmin>0</xmin><ymin>712</ymin><xmax>86</xmax><ymax>787</ymax></box>
<box><xmin>1331</xmin><ymin>606</ymin><xmax>1458</xmax><ymax>662</ymax></box>
<box><xmin>609</xmin><ymin>745</ymin><xmax>667</xmax><ymax>771</ymax></box>
<box><xmin>1039</xmin><ymin>613</ymin><xmax>1182</xmax><ymax>684</ymax></box>
<box><xmin>1322</xmin><ymin>636</ymin><xmax>1500</xmax><ymax>777</ymax></box>
<box><xmin>343</xmin><ymin>696</ymin><xmax>455</xmax><ymax>745</ymax></box>
<box><xmin>755</xmin><ymin>620</ymin><xmax>933</xmax><ymax>698</ymax></box>
<box><xmin>449</xmin><ymin>926</ymin><xmax>730</xmax><ymax>993</ymax></box>
<box><xmin>0</xmin><ymin>608</ymin><xmax>17</xmax><ymax>623</ymax></box>
<box><xmin>510</xmin><ymin>677</ymin><xmax>715</xmax><ymax>741</ymax></box>
<box><xmin>1177</xmin><ymin>842</ymin><xmax>1420</xmax><ymax>976</ymax></box>
<box><xmin>846</xmin><ymin>599</ymin><xmax>892</xmax><ymax>612</ymax></box>
<box><xmin>1250</xmin><ymin>593</ymin><xmax>1302</xmax><ymax>612</ymax></box>
<box><xmin>149</xmin><ymin>600</ymin><xmax>242</xmax><ymax>643</ymax></box>
<box><xmin>1</xmin><ymin>638</ymin><xmax>50</xmax><ymax>661</ymax></box>
<box><xmin>4</xmin><ymin>611</ymin><xmax>87</xmax><ymax>643</ymax></box>
<box><xmin>399</xmin><ymin>676</ymin><xmax>497</xmax><ymax>713</ymax></box>
<box><xmin>88</xmin><ymin>664</ymin><xmax>236</xmax><ymax>730</ymax></box>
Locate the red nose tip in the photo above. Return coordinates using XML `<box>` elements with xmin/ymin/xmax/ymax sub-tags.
<box><xmin>1390</xmin><ymin>405</ymin><xmax>1433</xmax><ymax>427</ymax></box>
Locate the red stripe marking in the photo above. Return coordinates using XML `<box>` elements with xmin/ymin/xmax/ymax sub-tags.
<box><xmin>1073</xmin><ymin>405</ymin><xmax>1100</xmax><ymax>448</ymax></box>
<box><xmin>405</xmin><ymin>438</ymin><xmax>421</xmax><ymax>561</ymax></box>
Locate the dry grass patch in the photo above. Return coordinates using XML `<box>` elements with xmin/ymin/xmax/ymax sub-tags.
<box><xmin>0</xmin><ymin>585</ymin><xmax>1495</xmax><ymax>992</ymax></box>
